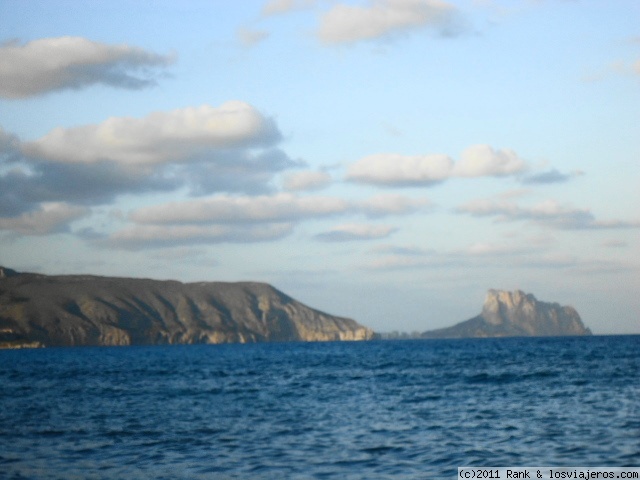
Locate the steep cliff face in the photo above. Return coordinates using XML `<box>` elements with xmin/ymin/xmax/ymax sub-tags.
<box><xmin>0</xmin><ymin>268</ymin><xmax>375</xmax><ymax>348</ymax></box>
<box><xmin>423</xmin><ymin>289</ymin><xmax>592</xmax><ymax>338</ymax></box>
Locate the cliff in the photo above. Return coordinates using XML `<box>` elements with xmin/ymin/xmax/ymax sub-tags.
<box><xmin>422</xmin><ymin>289</ymin><xmax>592</xmax><ymax>338</ymax></box>
<box><xmin>0</xmin><ymin>267</ymin><xmax>375</xmax><ymax>348</ymax></box>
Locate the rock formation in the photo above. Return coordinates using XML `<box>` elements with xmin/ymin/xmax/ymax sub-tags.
<box><xmin>422</xmin><ymin>289</ymin><xmax>592</xmax><ymax>338</ymax></box>
<box><xmin>0</xmin><ymin>267</ymin><xmax>375</xmax><ymax>348</ymax></box>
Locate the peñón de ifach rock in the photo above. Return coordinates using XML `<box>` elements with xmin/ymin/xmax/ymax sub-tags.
<box><xmin>422</xmin><ymin>289</ymin><xmax>592</xmax><ymax>338</ymax></box>
<box><xmin>0</xmin><ymin>267</ymin><xmax>375</xmax><ymax>348</ymax></box>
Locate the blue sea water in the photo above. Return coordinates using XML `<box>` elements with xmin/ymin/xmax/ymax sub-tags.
<box><xmin>0</xmin><ymin>336</ymin><xmax>638</xmax><ymax>479</ymax></box>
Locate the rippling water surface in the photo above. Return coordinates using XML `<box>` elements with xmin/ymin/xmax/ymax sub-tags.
<box><xmin>1</xmin><ymin>336</ymin><xmax>639</xmax><ymax>479</ymax></box>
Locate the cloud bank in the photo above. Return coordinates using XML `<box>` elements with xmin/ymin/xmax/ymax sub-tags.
<box><xmin>0</xmin><ymin>36</ymin><xmax>173</xmax><ymax>98</ymax></box>
<box><xmin>1</xmin><ymin>96</ymin><xmax>435</xmax><ymax>244</ymax></box>
<box><xmin>129</xmin><ymin>193</ymin><xmax>349</xmax><ymax>225</ymax></box>
<box><xmin>127</xmin><ymin>192</ymin><xmax>426</xmax><ymax>226</ymax></box>
<box><xmin>0</xmin><ymin>102</ymin><xmax>292</xmax><ymax>211</ymax></box>
<box><xmin>103</xmin><ymin>191</ymin><xmax>425</xmax><ymax>249</ymax></box>
<box><xmin>0</xmin><ymin>102</ymin><xmax>298</xmax><ymax>235</ymax></box>
<box><xmin>457</xmin><ymin>198</ymin><xmax>640</xmax><ymax>230</ymax></box>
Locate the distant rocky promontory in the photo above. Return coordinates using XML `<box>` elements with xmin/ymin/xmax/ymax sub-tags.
<box><xmin>422</xmin><ymin>289</ymin><xmax>592</xmax><ymax>338</ymax></box>
<box><xmin>0</xmin><ymin>267</ymin><xmax>375</xmax><ymax>348</ymax></box>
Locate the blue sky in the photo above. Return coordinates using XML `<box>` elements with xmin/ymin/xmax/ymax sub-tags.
<box><xmin>1</xmin><ymin>0</ymin><xmax>638</xmax><ymax>334</ymax></box>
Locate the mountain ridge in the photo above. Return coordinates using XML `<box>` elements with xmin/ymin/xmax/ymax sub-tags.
<box><xmin>423</xmin><ymin>289</ymin><xmax>592</xmax><ymax>338</ymax></box>
<box><xmin>0</xmin><ymin>267</ymin><xmax>375</xmax><ymax>348</ymax></box>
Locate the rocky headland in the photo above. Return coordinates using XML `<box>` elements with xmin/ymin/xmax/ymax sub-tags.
<box><xmin>422</xmin><ymin>289</ymin><xmax>592</xmax><ymax>338</ymax></box>
<box><xmin>0</xmin><ymin>267</ymin><xmax>375</xmax><ymax>348</ymax></box>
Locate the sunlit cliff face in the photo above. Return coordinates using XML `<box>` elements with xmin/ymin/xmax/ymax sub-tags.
<box><xmin>481</xmin><ymin>289</ymin><xmax>588</xmax><ymax>336</ymax></box>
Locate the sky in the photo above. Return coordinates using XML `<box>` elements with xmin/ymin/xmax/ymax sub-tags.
<box><xmin>0</xmin><ymin>0</ymin><xmax>638</xmax><ymax>335</ymax></box>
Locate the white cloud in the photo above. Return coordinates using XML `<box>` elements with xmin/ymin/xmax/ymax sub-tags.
<box><xmin>346</xmin><ymin>153</ymin><xmax>453</xmax><ymax>186</ymax></box>
<box><xmin>23</xmin><ymin>101</ymin><xmax>280</xmax><ymax>165</ymax></box>
<box><xmin>607</xmin><ymin>59</ymin><xmax>640</xmax><ymax>78</ymax></box>
<box><xmin>521</xmin><ymin>168</ymin><xmax>584</xmax><ymax>185</ymax></box>
<box><xmin>453</xmin><ymin>144</ymin><xmax>527</xmax><ymax>177</ymax></box>
<box><xmin>463</xmin><ymin>242</ymin><xmax>536</xmax><ymax>256</ymax></box>
<box><xmin>357</xmin><ymin>193</ymin><xmax>429</xmax><ymax>216</ymax></box>
<box><xmin>282</xmin><ymin>170</ymin><xmax>332</xmax><ymax>191</ymax></box>
<box><xmin>107</xmin><ymin>223</ymin><xmax>293</xmax><ymax>250</ymax></box>
<box><xmin>0</xmin><ymin>202</ymin><xmax>89</xmax><ymax>235</ymax></box>
<box><xmin>315</xmin><ymin>223</ymin><xmax>397</xmax><ymax>241</ymax></box>
<box><xmin>317</xmin><ymin>0</ymin><xmax>461</xmax><ymax>45</ymax></box>
<box><xmin>601</xmin><ymin>239</ymin><xmax>628</xmax><ymax>249</ymax></box>
<box><xmin>371</xmin><ymin>244</ymin><xmax>431</xmax><ymax>256</ymax></box>
<box><xmin>262</xmin><ymin>0</ymin><xmax>317</xmax><ymax>16</ymax></box>
<box><xmin>129</xmin><ymin>193</ymin><xmax>349</xmax><ymax>225</ymax></box>
<box><xmin>129</xmin><ymin>192</ymin><xmax>426</xmax><ymax>227</ymax></box>
<box><xmin>0</xmin><ymin>36</ymin><xmax>173</xmax><ymax>98</ymax></box>
<box><xmin>346</xmin><ymin>145</ymin><xmax>529</xmax><ymax>186</ymax></box>
<box><xmin>104</xmin><ymin>190</ymin><xmax>428</xmax><ymax>249</ymax></box>
<box><xmin>363</xmin><ymin>247</ymin><xmax>469</xmax><ymax>270</ymax></box>
<box><xmin>2</xmin><ymin>105</ymin><xmax>294</xmax><ymax>216</ymax></box>
<box><xmin>457</xmin><ymin>198</ymin><xmax>640</xmax><ymax>230</ymax></box>
<box><xmin>237</xmin><ymin>27</ymin><xmax>270</xmax><ymax>47</ymax></box>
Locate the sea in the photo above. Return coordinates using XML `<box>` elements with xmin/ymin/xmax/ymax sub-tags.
<box><xmin>1</xmin><ymin>335</ymin><xmax>638</xmax><ymax>479</ymax></box>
